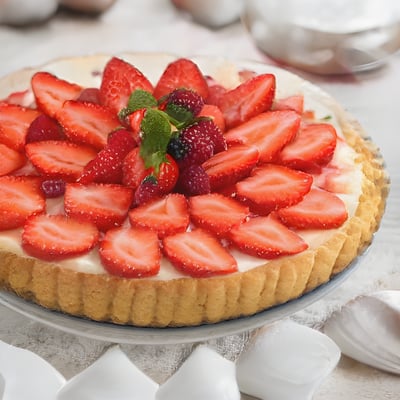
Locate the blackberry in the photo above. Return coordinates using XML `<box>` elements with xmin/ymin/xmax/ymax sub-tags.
<box><xmin>167</xmin><ymin>136</ymin><xmax>188</xmax><ymax>160</ymax></box>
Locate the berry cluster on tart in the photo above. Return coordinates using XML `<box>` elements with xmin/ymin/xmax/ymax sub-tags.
<box><xmin>0</xmin><ymin>54</ymin><xmax>387</xmax><ymax>327</ymax></box>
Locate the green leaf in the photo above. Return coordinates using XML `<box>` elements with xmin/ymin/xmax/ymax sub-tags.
<box><xmin>140</xmin><ymin>108</ymin><xmax>172</xmax><ymax>172</ymax></box>
<box><xmin>118</xmin><ymin>89</ymin><xmax>157</xmax><ymax>120</ymax></box>
<box><xmin>165</xmin><ymin>103</ymin><xmax>194</xmax><ymax>127</ymax></box>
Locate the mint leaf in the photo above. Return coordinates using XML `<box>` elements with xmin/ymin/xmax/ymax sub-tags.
<box><xmin>118</xmin><ymin>89</ymin><xmax>157</xmax><ymax>120</ymax></box>
<box><xmin>165</xmin><ymin>103</ymin><xmax>194</xmax><ymax>127</ymax></box>
<box><xmin>140</xmin><ymin>108</ymin><xmax>172</xmax><ymax>172</ymax></box>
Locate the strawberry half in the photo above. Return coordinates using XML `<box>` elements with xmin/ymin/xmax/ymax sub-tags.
<box><xmin>78</xmin><ymin>129</ymin><xmax>137</xmax><ymax>184</ymax></box>
<box><xmin>0</xmin><ymin>176</ymin><xmax>45</xmax><ymax>230</ymax></box>
<box><xmin>162</xmin><ymin>229</ymin><xmax>238</xmax><ymax>277</ymax></box>
<box><xmin>236</xmin><ymin>164</ymin><xmax>313</xmax><ymax>214</ymax></box>
<box><xmin>278</xmin><ymin>123</ymin><xmax>337</xmax><ymax>173</ymax></box>
<box><xmin>273</xmin><ymin>95</ymin><xmax>304</xmax><ymax>114</ymax></box>
<box><xmin>277</xmin><ymin>188</ymin><xmax>348</xmax><ymax>229</ymax></box>
<box><xmin>31</xmin><ymin>71</ymin><xmax>82</xmax><ymax>118</ymax></box>
<box><xmin>22</xmin><ymin>214</ymin><xmax>99</xmax><ymax>261</ymax></box>
<box><xmin>99</xmin><ymin>57</ymin><xmax>154</xmax><ymax>115</ymax></box>
<box><xmin>64</xmin><ymin>183</ymin><xmax>134</xmax><ymax>231</ymax></box>
<box><xmin>189</xmin><ymin>193</ymin><xmax>249</xmax><ymax>237</ymax></box>
<box><xmin>229</xmin><ymin>214</ymin><xmax>308</xmax><ymax>259</ymax></box>
<box><xmin>0</xmin><ymin>103</ymin><xmax>41</xmax><ymax>151</ymax></box>
<box><xmin>99</xmin><ymin>227</ymin><xmax>160</xmax><ymax>278</ymax></box>
<box><xmin>56</xmin><ymin>100</ymin><xmax>121</xmax><ymax>150</ymax></box>
<box><xmin>25</xmin><ymin>140</ymin><xmax>97</xmax><ymax>181</ymax></box>
<box><xmin>153</xmin><ymin>58</ymin><xmax>209</xmax><ymax>100</ymax></box>
<box><xmin>217</xmin><ymin>74</ymin><xmax>275</xmax><ymax>129</ymax></box>
<box><xmin>0</xmin><ymin>143</ymin><xmax>26</xmax><ymax>176</ymax></box>
<box><xmin>202</xmin><ymin>144</ymin><xmax>259</xmax><ymax>191</ymax></box>
<box><xmin>224</xmin><ymin>110</ymin><xmax>301</xmax><ymax>163</ymax></box>
<box><xmin>128</xmin><ymin>193</ymin><xmax>189</xmax><ymax>238</ymax></box>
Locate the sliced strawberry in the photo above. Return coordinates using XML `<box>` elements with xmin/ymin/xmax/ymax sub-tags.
<box><xmin>198</xmin><ymin>104</ymin><xmax>226</xmax><ymax>132</ymax></box>
<box><xmin>25</xmin><ymin>140</ymin><xmax>97</xmax><ymax>181</ymax></box>
<box><xmin>0</xmin><ymin>143</ymin><xmax>26</xmax><ymax>176</ymax></box>
<box><xmin>31</xmin><ymin>71</ymin><xmax>82</xmax><ymax>118</ymax></box>
<box><xmin>78</xmin><ymin>129</ymin><xmax>137</xmax><ymax>184</ymax></box>
<box><xmin>129</xmin><ymin>193</ymin><xmax>189</xmax><ymax>238</ymax></box>
<box><xmin>229</xmin><ymin>214</ymin><xmax>308</xmax><ymax>258</ymax></box>
<box><xmin>217</xmin><ymin>74</ymin><xmax>275</xmax><ymax>129</ymax></box>
<box><xmin>153</xmin><ymin>58</ymin><xmax>209</xmax><ymax>100</ymax></box>
<box><xmin>236</xmin><ymin>164</ymin><xmax>313</xmax><ymax>214</ymax></box>
<box><xmin>0</xmin><ymin>103</ymin><xmax>41</xmax><ymax>151</ymax></box>
<box><xmin>56</xmin><ymin>100</ymin><xmax>121</xmax><ymax>150</ymax></box>
<box><xmin>314</xmin><ymin>165</ymin><xmax>354</xmax><ymax>194</ymax></box>
<box><xmin>277</xmin><ymin>188</ymin><xmax>348</xmax><ymax>229</ymax></box>
<box><xmin>2</xmin><ymin>89</ymin><xmax>34</xmax><ymax>107</ymax></box>
<box><xmin>76</xmin><ymin>87</ymin><xmax>101</xmax><ymax>104</ymax></box>
<box><xmin>99</xmin><ymin>227</ymin><xmax>160</xmax><ymax>278</ymax></box>
<box><xmin>273</xmin><ymin>95</ymin><xmax>304</xmax><ymax>114</ymax></box>
<box><xmin>99</xmin><ymin>57</ymin><xmax>154</xmax><ymax>115</ymax></box>
<box><xmin>64</xmin><ymin>183</ymin><xmax>134</xmax><ymax>231</ymax></box>
<box><xmin>205</xmin><ymin>76</ymin><xmax>227</xmax><ymax>106</ymax></box>
<box><xmin>189</xmin><ymin>193</ymin><xmax>249</xmax><ymax>237</ymax></box>
<box><xmin>202</xmin><ymin>144</ymin><xmax>259</xmax><ymax>190</ymax></box>
<box><xmin>22</xmin><ymin>214</ymin><xmax>99</xmax><ymax>261</ymax></box>
<box><xmin>224</xmin><ymin>110</ymin><xmax>301</xmax><ymax>163</ymax></box>
<box><xmin>278</xmin><ymin>123</ymin><xmax>337</xmax><ymax>172</ymax></box>
<box><xmin>162</xmin><ymin>229</ymin><xmax>238</xmax><ymax>277</ymax></box>
<box><xmin>0</xmin><ymin>176</ymin><xmax>45</xmax><ymax>230</ymax></box>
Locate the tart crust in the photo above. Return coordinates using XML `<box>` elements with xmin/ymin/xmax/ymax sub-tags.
<box><xmin>0</xmin><ymin>55</ymin><xmax>388</xmax><ymax>327</ymax></box>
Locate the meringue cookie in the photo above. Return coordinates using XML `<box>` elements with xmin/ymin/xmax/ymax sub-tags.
<box><xmin>156</xmin><ymin>345</ymin><xmax>240</xmax><ymax>400</ymax></box>
<box><xmin>236</xmin><ymin>320</ymin><xmax>341</xmax><ymax>400</ymax></box>
<box><xmin>324</xmin><ymin>290</ymin><xmax>400</xmax><ymax>374</ymax></box>
<box><xmin>56</xmin><ymin>346</ymin><xmax>158</xmax><ymax>400</ymax></box>
<box><xmin>0</xmin><ymin>340</ymin><xmax>65</xmax><ymax>400</ymax></box>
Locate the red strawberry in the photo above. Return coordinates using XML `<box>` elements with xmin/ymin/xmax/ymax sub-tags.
<box><xmin>99</xmin><ymin>57</ymin><xmax>154</xmax><ymax>115</ymax></box>
<box><xmin>99</xmin><ymin>227</ymin><xmax>160</xmax><ymax>278</ymax></box>
<box><xmin>217</xmin><ymin>74</ymin><xmax>275</xmax><ymax>129</ymax></box>
<box><xmin>153</xmin><ymin>58</ymin><xmax>209</xmax><ymax>100</ymax></box>
<box><xmin>189</xmin><ymin>193</ymin><xmax>249</xmax><ymax>237</ymax></box>
<box><xmin>129</xmin><ymin>193</ymin><xmax>189</xmax><ymax>238</ymax></box>
<box><xmin>277</xmin><ymin>188</ymin><xmax>348</xmax><ymax>229</ymax></box>
<box><xmin>31</xmin><ymin>71</ymin><xmax>82</xmax><ymax>118</ymax></box>
<box><xmin>64</xmin><ymin>183</ymin><xmax>134</xmax><ymax>231</ymax></box>
<box><xmin>78</xmin><ymin>129</ymin><xmax>137</xmax><ymax>184</ymax></box>
<box><xmin>229</xmin><ymin>214</ymin><xmax>308</xmax><ymax>258</ymax></box>
<box><xmin>202</xmin><ymin>144</ymin><xmax>259</xmax><ymax>190</ymax></box>
<box><xmin>0</xmin><ymin>176</ymin><xmax>45</xmax><ymax>230</ymax></box>
<box><xmin>0</xmin><ymin>103</ymin><xmax>41</xmax><ymax>151</ymax></box>
<box><xmin>273</xmin><ymin>95</ymin><xmax>304</xmax><ymax>114</ymax></box>
<box><xmin>224</xmin><ymin>110</ymin><xmax>301</xmax><ymax>163</ymax></box>
<box><xmin>122</xmin><ymin>148</ymin><xmax>179</xmax><ymax>194</ymax></box>
<box><xmin>278</xmin><ymin>123</ymin><xmax>337</xmax><ymax>173</ymax></box>
<box><xmin>236</xmin><ymin>164</ymin><xmax>313</xmax><ymax>214</ymax></box>
<box><xmin>162</xmin><ymin>229</ymin><xmax>238</xmax><ymax>277</ymax></box>
<box><xmin>205</xmin><ymin>76</ymin><xmax>226</xmax><ymax>106</ymax></box>
<box><xmin>25</xmin><ymin>114</ymin><xmax>64</xmax><ymax>143</ymax></box>
<box><xmin>2</xmin><ymin>89</ymin><xmax>33</xmax><ymax>107</ymax></box>
<box><xmin>56</xmin><ymin>100</ymin><xmax>121</xmax><ymax>150</ymax></box>
<box><xmin>76</xmin><ymin>88</ymin><xmax>101</xmax><ymax>104</ymax></box>
<box><xmin>25</xmin><ymin>140</ymin><xmax>97</xmax><ymax>181</ymax></box>
<box><xmin>0</xmin><ymin>143</ymin><xmax>26</xmax><ymax>176</ymax></box>
<box><xmin>22</xmin><ymin>214</ymin><xmax>99</xmax><ymax>261</ymax></box>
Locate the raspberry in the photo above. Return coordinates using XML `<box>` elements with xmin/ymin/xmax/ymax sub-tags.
<box><xmin>167</xmin><ymin>88</ymin><xmax>204</xmax><ymax>116</ymax></box>
<box><xmin>197</xmin><ymin>118</ymin><xmax>226</xmax><ymax>153</ymax></box>
<box><xmin>176</xmin><ymin>164</ymin><xmax>210</xmax><ymax>196</ymax></box>
<box><xmin>41</xmin><ymin>179</ymin><xmax>66</xmax><ymax>198</ymax></box>
<box><xmin>25</xmin><ymin>114</ymin><xmax>64</xmax><ymax>143</ymax></box>
<box><xmin>178</xmin><ymin>122</ymin><xmax>214</xmax><ymax>168</ymax></box>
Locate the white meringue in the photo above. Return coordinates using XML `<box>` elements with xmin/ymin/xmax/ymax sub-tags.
<box><xmin>324</xmin><ymin>290</ymin><xmax>400</xmax><ymax>374</ymax></box>
<box><xmin>236</xmin><ymin>320</ymin><xmax>341</xmax><ymax>400</ymax></box>
<box><xmin>0</xmin><ymin>340</ymin><xmax>65</xmax><ymax>400</ymax></box>
<box><xmin>56</xmin><ymin>346</ymin><xmax>158</xmax><ymax>400</ymax></box>
<box><xmin>156</xmin><ymin>345</ymin><xmax>240</xmax><ymax>400</ymax></box>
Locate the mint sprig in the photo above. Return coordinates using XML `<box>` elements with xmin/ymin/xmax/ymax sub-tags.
<box><xmin>119</xmin><ymin>89</ymin><xmax>158</xmax><ymax>120</ymax></box>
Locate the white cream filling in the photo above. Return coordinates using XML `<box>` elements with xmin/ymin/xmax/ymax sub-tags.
<box><xmin>0</xmin><ymin>57</ymin><xmax>363</xmax><ymax>280</ymax></box>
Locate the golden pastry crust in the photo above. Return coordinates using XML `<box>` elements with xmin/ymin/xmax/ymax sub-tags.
<box><xmin>0</xmin><ymin>56</ymin><xmax>388</xmax><ymax>328</ymax></box>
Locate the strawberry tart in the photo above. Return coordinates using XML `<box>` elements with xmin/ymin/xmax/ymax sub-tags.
<box><xmin>0</xmin><ymin>53</ymin><xmax>388</xmax><ymax>327</ymax></box>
